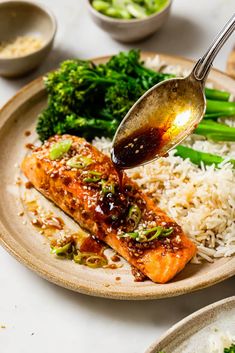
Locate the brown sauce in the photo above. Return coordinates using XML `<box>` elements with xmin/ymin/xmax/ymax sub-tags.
<box><xmin>111</xmin><ymin>254</ymin><xmax>121</xmax><ymax>262</ymax></box>
<box><xmin>94</xmin><ymin>186</ymin><xmax>145</xmax><ymax>231</ymax></box>
<box><xmin>111</xmin><ymin>126</ymin><xmax>165</xmax><ymax>169</ymax></box>
<box><xmin>80</xmin><ymin>235</ymin><xmax>105</xmax><ymax>255</ymax></box>
<box><xmin>25</xmin><ymin>143</ymin><xmax>35</xmax><ymax>150</ymax></box>
<box><xmin>116</xmin><ymin>169</ymin><xmax>124</xmax><ymax>190</ymax></box>
<box><xmin>25</xmin><ymin>181</ymin><xmax>33</xmax><ymax>189</ymax></box>
<box><xmin>24</xmin><ymin>130</ymin><xmax>31</xmax><ymax>137</ymax></box>
<box><xmin>131</xmin><ymin>266</ymin><xmax>147</xmax><ymax>282</ymax></box>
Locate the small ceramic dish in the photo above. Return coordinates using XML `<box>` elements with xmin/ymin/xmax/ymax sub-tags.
<box><xmin>0</xmin><ymin>0</ymin><xmax>57</xmax><ymax>77</ymax></box>
<box><xmin>146</xmin><ymin>296</ymin><xmax>235</xmax><ymax>353</ymax></box>
<box><xmin>87</xmin><ymin>0</ymin><xmax>172</xmax><ymax>43</ymax></box>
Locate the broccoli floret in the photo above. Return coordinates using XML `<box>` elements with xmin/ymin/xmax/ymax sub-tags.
<box><xmin>36</xmin><ymin>107</ymin><xmax>60</xmax><ymax>141</ymax></box>
<box><xmin>34</xmin><ymin>50</ymin><xmax>187</xmax><ymax>141</ymax></box>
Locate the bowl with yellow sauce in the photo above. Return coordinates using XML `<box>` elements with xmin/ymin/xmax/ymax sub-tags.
<box><xmin>0</xmin><ymin>0</ymin><xmax>57</xmax><ymax>77</ymax></box>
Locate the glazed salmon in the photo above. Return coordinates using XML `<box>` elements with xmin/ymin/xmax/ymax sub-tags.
<box><xmin>21</xmin><ymin>135</ymin><xmax>196</xmax><ymax>283</ymax></box>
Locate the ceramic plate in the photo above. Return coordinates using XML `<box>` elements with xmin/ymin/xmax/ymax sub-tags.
<box><xmin>146</xmin><ymin>296</ymin><xmax>235</xmax><ymax>352</ymax></box>
<box><xmin>0</xmin><ymin>52</ymin><xmax>234</xmax><ymax>300</ymax></box>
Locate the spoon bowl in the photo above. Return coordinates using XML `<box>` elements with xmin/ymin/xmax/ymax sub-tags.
<box><xmin>112</xmin><ymin>75</ymin><xmax>205</xmax><ymax>169</ymax></box>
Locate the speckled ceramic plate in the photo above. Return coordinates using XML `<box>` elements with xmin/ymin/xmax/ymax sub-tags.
<box><xmin>0</xmin><ymin>52</ymin><xmax>234</xmax><ymax>300</ymax></box>
<box><xmin>146</xmin><ymin>296</ymin><xmax>235</xmax><ymax>353</ymax></box>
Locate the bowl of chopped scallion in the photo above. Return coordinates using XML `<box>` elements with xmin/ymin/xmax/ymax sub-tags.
<box><xmin>87</xmin><ymin>0</ymin><xmax>172</xmax><ymax>42</ymax></box>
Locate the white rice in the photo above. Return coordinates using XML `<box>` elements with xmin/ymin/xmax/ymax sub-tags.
<box><xmin>92</xmin><ymin>56</ymin><xmax>235</xmax><ymax>262</ymax></box>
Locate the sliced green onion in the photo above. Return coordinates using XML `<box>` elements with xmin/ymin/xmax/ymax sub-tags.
<box><xmin>84</xmin><ymin>177</ymin><xmax>101</xmax><ymax>183</ymax></box>
<box><xmin>127</xmin><ymin>204</ymin><xmax>141</xmax><ymax>229</ymax></box>
<box><xmin>73</xmin><ymin>252</ymin><xmax>108</xmax><ymax>268</ymax></box>
<box><xmin>88</xmin><ymin>171</ymin><xmax>102</xmax><ymax>176</ymax></box>
<box><xmin>49</xmin><ymin>139</ymin><xmax>72</xmax><ymax>160</ymax></box>
<box><xmin>138</xmin><ymin>226</ymin><xmax>163</xmax><ymax>242</ymax></box>
<box><xmin>50</xmin><ymin>242</ymin><xmax>71</xmax><ymax>255</ymax></box>
<box><xmin>101</xmin><ymin>179</ymin><xmax>115</xmax><ymax>194</ymax></box>
<box><xmin>73</xmin><ymin>252</ymin><xmax>84</xmax><ymax>264</ymax></box>
<box><xmin>122</xmin><ymin>226</ymin><xmax>173</xmax><ymax>242</ymax></box>
<box><xmin>84</xmin><ymin>170</ymin><xmax>102</xmax><ymax>183</ymax></box>
<box><xmin>85</xmin><ymin>255</ymin><xmax>108</xmax><ymax>268</ymax></box>
<box><xmin>67</xmin><ymin>155</ymin><xmax>93</xmax><ymax>169</ymax></box>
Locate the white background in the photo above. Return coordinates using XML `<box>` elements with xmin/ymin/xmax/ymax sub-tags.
<box><xmin>0</xmin><ymin>0</ymin><xmax>235</xmax><ymax>352</ymax></box>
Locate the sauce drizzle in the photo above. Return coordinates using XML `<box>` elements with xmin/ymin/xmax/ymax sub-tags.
<box><xmin>111</xmin><ymin>126</ymin><xmax>165</xmax><ymax>169</ymax></box>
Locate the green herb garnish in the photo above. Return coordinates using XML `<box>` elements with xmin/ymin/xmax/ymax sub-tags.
<box><xmin>122</xmin><ymin>226</ymin><xmax>173</xmax><ymax>242</ymax></box>
<box><xmin>49</xmin><ymin>139</ymin><xmax>72</xmax><ymax>160</ymax></box>
<box><xmin>51</xmin><ymin>241</ymin><xmax>108</xmax><ymax>269</ymax></box>
<box><xmin>127</xmin><ymin>204</ymin><xmax>141</xmax><ymax>229</ymax></box>
<box><xmin>67</xmin><ymin>155</ymin><xmax>93</xmax><ymax>169</ymax></box>
<box><xmin>73</xmin><ymin>252</ymin><xmax>108</xmax><ymax>268</ymax></box>
<box><xmin>50</xmin><ymin>242</ymin><xmax>72</xmax><ymax>256</ymax></box>
<box><xmin>84</xmin><ymin>171</ymin><xmax>102</xmax><ymax>183</ymax></box>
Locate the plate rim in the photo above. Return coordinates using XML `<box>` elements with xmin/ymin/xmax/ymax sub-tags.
<box><xmin>0</xmin><ymin>51</ymin><xmax>234</xmax><ymax>300</ymax></box>
<box><xmin>145</xmin><ymin>296</ymin><xmax>235</xmax><ymax>353</ymax></box>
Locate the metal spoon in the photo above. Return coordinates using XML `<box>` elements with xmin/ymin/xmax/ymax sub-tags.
<box><xmin>111</xmin><ymin>14</ymin><xmax>235</xmax><ymax>170</ymax></box>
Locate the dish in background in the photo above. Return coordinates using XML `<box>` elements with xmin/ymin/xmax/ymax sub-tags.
<box><xmin>0</xmin><ymin>53</ymin><xmax>234</xmax><ymax>300</ymax></box>
<box><xmin>146</xmin><ymin>296</ymin><xmax>235</xmax><ymax>353</ymax></box>
<box><xmin>0</xmin><ymin>0</ymin><xmax>57</xmax><ymax>77</ymax></box>
<box><xmin>86</xmin><ymin>0</ymin><xmax>172</xmax><ymax>42</ymax></box>
<box><xmin>91</xmin><ymin>0</ymin><xmax>169</xmax><ymax>20</ymax></box>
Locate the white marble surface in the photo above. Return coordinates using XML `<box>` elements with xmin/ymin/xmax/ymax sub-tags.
<box><xmin>0</xmin><ymin>0</ymin><xmax>235</xmax><ymax>352</ymax></box>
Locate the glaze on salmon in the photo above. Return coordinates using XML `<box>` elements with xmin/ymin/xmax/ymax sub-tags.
<box><xmin>21</xmin><ymin>135</ymin><xmax>196</xmax><ymax>283</ymax></box>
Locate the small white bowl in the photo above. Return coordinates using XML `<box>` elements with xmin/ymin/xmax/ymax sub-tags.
<box><xmin>0</xmin><ymin>0</ymin><xmax>57</xmax><ymax>77</ymax></box>
<box><xmin>87</xmin><ymin>0</ymin><xmax>172</xmax><ymax>43</ymax></box>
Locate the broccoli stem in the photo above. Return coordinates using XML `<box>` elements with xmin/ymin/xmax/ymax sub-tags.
<box><xmin>195</xmin><ymin>120</ymin><xmax>235</xmax><ymax>141</ymax></box>
<box><xmin>175</xmin><ymin>145</ymin><xmax>235</xmax><ymax>168</ymax></box>
<box><xmin>204</xmin><ymin>87</ymin><xmax>230</xmax><ymax>101</ymax></box>
<box><xmin>204</xmin><ymin>112</ymin><xmax>235</xmax><ymax>119</ymax></box>
<box><xmin>206</xmin><ymin>99</ymin><xmax>235</xmax><ymax>115</ymax></box>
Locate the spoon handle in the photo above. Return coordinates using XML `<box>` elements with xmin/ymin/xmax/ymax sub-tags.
<box><xmin>193</xmin><ymin>13</ymin><xmax>235</xmax><ymax>82</ymax></box>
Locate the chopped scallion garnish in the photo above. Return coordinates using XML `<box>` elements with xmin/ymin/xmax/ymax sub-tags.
<box><xmin>67</xmin><ymin>155</ymin><xmax>93</xmax><ymax>169</ymax></box>
<box><xmin>73</xmin><ymin>252</ymin><xmax>107</xmax><ymax>268</ymax></box>
<box><xmin>50</xmin><ymin>242</ymin><xmax>71</xmax><ymax>255</ymax></box>
<box><xmin>49</xmin><ymin>139</ymin><xmax>72</xmax><ymax>160</ymax></box>
<box><xmin>120</xmin><ymin>226</ymin><xmax>173</xmax><ymax>242</ymax></box>
<box><xmin>84</xmin><ymin>170</ymin><xmax>102</xmax><ymax>183</ymax></box>
<box><xmin>127</xmin><ymin>204</ymin><xmax>141</xmax><ymax>229</ymax></box>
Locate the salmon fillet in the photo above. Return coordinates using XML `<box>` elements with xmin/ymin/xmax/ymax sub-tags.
<box><xmin>21</xmin><ymin>135</ymin><xmax>196</xmax><ymax>283</ymax></box>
